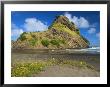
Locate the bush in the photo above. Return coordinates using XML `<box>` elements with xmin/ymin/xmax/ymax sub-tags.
<box><xmin>41</xmin><ymin>39</ymin><xmax>50</xmax><ymax>47</ymax></box>
<box><xmin>60</xmin><ymin>39</ymin><xmax>65</xmax><ymax>44</ymax></box>
<box><xmin>50</xmin><ymin>39</ymin><xmax>60</xmax><ymax>46</ymax></box>
<box><xmin>11</xmin><ymin>62</ymin><xmax>45</xmax><ymax>77</ymax></box>
<box><xmin>19</xmin><ymin>32</ymin><xmax>27</xmax><ymax>41</ymax></box>
<box><xmin>29</xmin><ymin>39</ymin><xmax>37</xmax><ymax>46</ymax></box>
<box><xmin>31</xmin><ymin>34</ymin><xmax>36</xmax><ymax>38</ymax></box>
<box><xmin>76</xmin><ymin>29</ymin><xmax>80</xmax><ymax>34</ymax></box>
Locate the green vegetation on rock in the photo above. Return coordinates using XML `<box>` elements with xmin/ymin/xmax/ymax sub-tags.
<box><xmin>12</xmin><ymin>15</ymin><xmax>90</xmax><ymax>49</ymax></box>
<box><xmin>50</xmin><ymin>39</ymin><xmax>60</xmax><ymax>47</ymax></box>
<box><xmin>18</xmin><ymin>32</ymin><xmax>27</xmax><ymax>41</ymax></box>
<box><xmin>29</xmin><ymin>39</ymin><xmax>37</xmax><ymax>46</ymax></box>
<box><xmin>81</xmin><ymin>35</ymin><xmax>90</xmax><ymax>45</ymax></box>
<box><xmin>41</xmin><ymin>39</ymin><xmax>50</xmax><ymax>47</ymax></box>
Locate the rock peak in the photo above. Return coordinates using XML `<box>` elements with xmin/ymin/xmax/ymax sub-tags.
<box><xmin>55</xmin><ymin>15</ymin><xmax>69</xmax><ymax>23</ymax></box>
<box><xmin>12</xmin><ymin>15</ymin><xmax>90</xmax><ymax>49</ymax></box>
<box><xmin>51</xmin><ymin>15</ymin><xmax>79</xmax><ymax>33</ymax></box>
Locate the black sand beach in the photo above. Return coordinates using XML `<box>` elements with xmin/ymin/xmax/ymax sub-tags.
<box><xmin>11</xmin><ymin>49</ymin><xmax>100</xmax><ymax>77</ymax></box>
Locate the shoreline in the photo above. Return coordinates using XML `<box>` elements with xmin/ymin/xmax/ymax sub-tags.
<box><xmin>12</xmin><ymin>48</ymin><xmax>100</xmax><ymax>55</ymax></box>
<box><xmin>11</xmin><ymin>48</ymin><xmax>100</xmax><ymax>77</ymax></box>
<box><xmin>12</xmin><ymin>51</ymin><xmax>100</xmax><ymax>71</ymax></box>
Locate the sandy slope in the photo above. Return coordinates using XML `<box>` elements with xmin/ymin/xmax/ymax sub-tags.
<box><xmin>32</xmin><ymin>65</ymin><xmax>100</xmax><ymax>77</ymax></box>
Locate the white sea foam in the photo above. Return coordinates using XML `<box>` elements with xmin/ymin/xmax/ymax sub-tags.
<box><xmin>66</xmin><ymin>47</ymin><xmax>100</xmax><ymax>54</ymax></box>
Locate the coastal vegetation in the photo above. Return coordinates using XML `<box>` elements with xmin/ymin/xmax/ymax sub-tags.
<box><xmin>11</xmin><ymin>58</ymin><xmax>95</xmax><ymax>77</ymax></box>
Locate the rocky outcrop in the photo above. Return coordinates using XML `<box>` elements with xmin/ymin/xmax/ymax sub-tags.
<box><xmin>12</xmin><ymin>15</ymin><xmax>90</xmax><ymax>49</ymax></box>
<box><xmin>49</xmin><ymin>15</ymin><xmax>79</xmax><ymax>34</ymax></box>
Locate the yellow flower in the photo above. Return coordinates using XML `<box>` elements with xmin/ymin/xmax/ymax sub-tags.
<box><xmin>80</xmin><ymin>62</ymin><xmax>83</xmax><ymax>65</ymax></box>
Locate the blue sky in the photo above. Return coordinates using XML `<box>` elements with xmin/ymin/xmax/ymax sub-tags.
<box><xmin>11</xmin><ymin>11</ymin><xmax>100</xmax><ymax>46</ymax></box>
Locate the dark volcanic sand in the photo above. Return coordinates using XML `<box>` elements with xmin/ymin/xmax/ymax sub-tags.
<box><xmin>11</xmin><ymin>49</ymin><xmax>100</xmax><ymax>77</ymax></box>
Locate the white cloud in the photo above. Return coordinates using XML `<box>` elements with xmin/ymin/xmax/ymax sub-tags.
<box><xmin>88</xmin><ymin>28</ymin><xmax>96</xmax><ymax>34</ymax></box>
<box><xmin>11</xmin><ymin>23</ymin><xmax>23</xmax><ymax>37</ymax></box>
<box><xmin>64</xmin><ymin>12</ymin><xmax>89</xmax><ymax>28</ymax></box>
<box><xmin>11</xmin><ymin>18</ymin><xmax>48</xmax><ymax>40</ymax></box>
<box><xmin>96</xmin><ymin>32</ymin><xmax>100</xmax><ymax>38</ymax></box>
<box><xmin>23</xmin><ymin>18</ymin><xmax>48</xmax><ymax>32</ymax></box>
<box><xmin>11</xmin><ymin>23</ymin><xmax>18</xmax><ymax>29</ymax></box>
<box><xmin>89</xmin><ymin>23</ymin><xmax>97</xmax><ymax>28</ymax></box>
<box><xmin>64</xmin><ymin>12</ymin><xmax>72</xmax><ymax>21</ymax></box>
<box><xmin>11</xmin><ymin>29</ymin><xmax>23</xmax><ymax>37</ymax></box>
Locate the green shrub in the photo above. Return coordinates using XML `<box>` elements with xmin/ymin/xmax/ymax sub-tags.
<box><xmin>41</xmin><ymin>39</ymin><xmax>50</xmax><ymax>47</ymax></box>
<box><xmin>29</xmin><ymin>39</ymin><xmax>37</xmax><ymax>46</ymax></box>
<box><xmin>60</xmin><ymin>39</ymin><xmax>65</xmax><ymax>44</ymax></box>
<box><xmin>11</xmin><ymin>62</ymin><xmax>45</xmax><ymax>77</ymax></box>
<box><xmin>76</xmin><ymin>29</ymin><xmax>80</xmax><ymax>34</ymax></box>
<box><xmin>50</xmin><ymin>39</ymin><xmax>60</xmax><ymax>46</ymax></box>
<box><xmin>19</xmin><ymin>32</ymin><xmax>27</xmax><ymax>41</ymax></box>
<box><xmin>31</xmin><ymin>34</ymin><xmax>36</xmax><ymax>38</ymax></box>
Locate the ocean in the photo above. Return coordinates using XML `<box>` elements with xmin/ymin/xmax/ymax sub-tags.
<box><xmin>66</xmin><ymin>47</ymin><xmax>100</xmax><ymax>54</ymax></box>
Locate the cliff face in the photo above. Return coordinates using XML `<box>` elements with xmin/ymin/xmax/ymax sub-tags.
<box><xmin>12</xmin><ymin>15</ymin><xmax>90</xmax><ymax>49</ymax></box>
